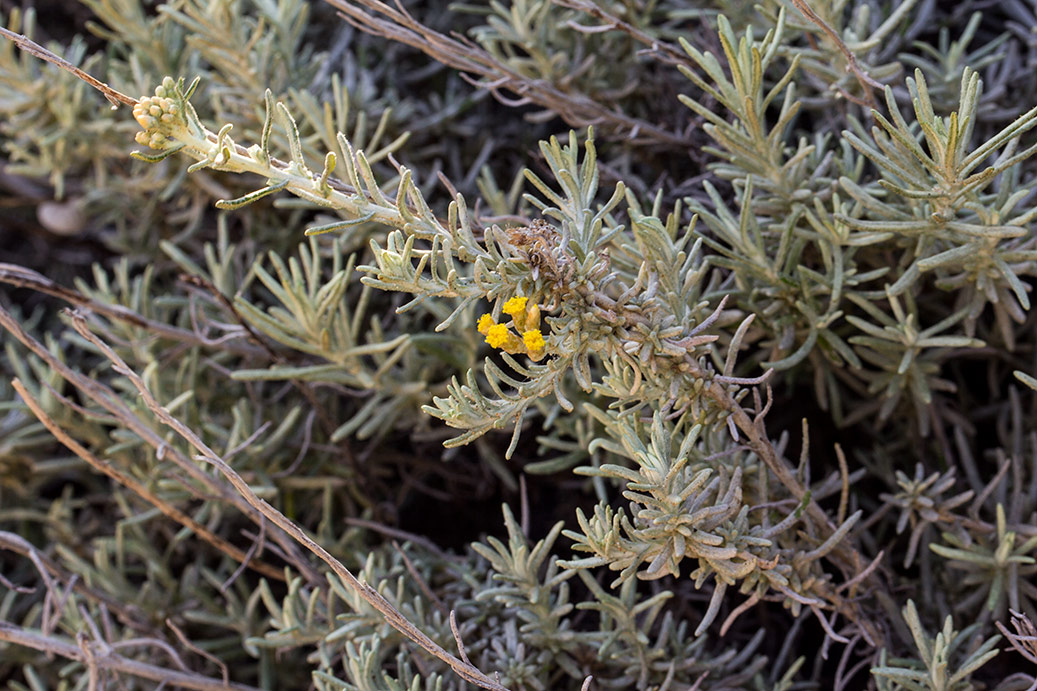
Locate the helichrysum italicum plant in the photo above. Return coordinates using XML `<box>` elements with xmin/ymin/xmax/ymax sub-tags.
<box><xmin>4</xmin><ymin>1</ymin><xmax>1037</xmax><ymax>689</ymax></box>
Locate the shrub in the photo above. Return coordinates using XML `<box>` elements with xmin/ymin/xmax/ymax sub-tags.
<box><xmin>1</xmin><ymin>1</ymin><xmax>1037</xmax><ymax>689</ymax></box>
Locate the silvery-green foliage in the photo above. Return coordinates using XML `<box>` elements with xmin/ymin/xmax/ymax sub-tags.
<box><xmin>560</xmin><ymin>412</ymin><xmax>859</xmax><ymax>636</ymax></box>
<box><xmin>872</xmin><ymin>600</ymin><xmax>1001</xmax><ymax>690</ymax></box>
<box><xmin>242</xmin><ymin>515</ymin><xmax>775</xmax><ymax>689</ymax></box>
<box><xmin>677</xmin><ymin>7</ymin><xmax>1037</xmax><ymax>429</ymax></box>
<box><xmin>840</xmin><ymin>67</ymin><xmax>1037</xmax><ymax>345</ymax></box>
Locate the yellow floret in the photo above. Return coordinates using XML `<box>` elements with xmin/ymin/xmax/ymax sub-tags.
<box><xmin>522</xmin><ymin>329</ymin><xmax>545</xmax><ymax>351</ymax></box>
<box><xmin>486</xmin><ymin>324</ymin><xmax>511</xmax><ymax>348</ymax></box>
<box><xmin>502</xmin><ymin>296</ymin><xmax>528</xmax><ymax>316</ymax></box>
<box><xmin>525</xmin><ymin>302</ymin><xmax>541</xmax><ymax>330</ymax></box>
<box><xmin>477</xmin><ymin>314</ymin><xmax>495</xmax><ymax>335</ymax></box>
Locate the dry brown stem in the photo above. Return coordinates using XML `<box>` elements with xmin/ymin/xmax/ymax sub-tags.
<box><xmin>325</xmin><ymin>0</ymin><xmax>691</xmax><ymax>148</ymax></box>
<box><xmin>0</xmin><ymin>304</ymin><xmax>322</xmax><ymax>583</ymax></box>
<box><xmin>700</xmin><ymin>376</ymin><xmax>885</xmax><ymax>645</ymax></box>
<box><xmin>0</xmin><ymin>263</ymin><xmax>265</xmax><ymax>357</ymax></box>
<box><xmin>551</xmin><ymin>0</ymin><xmax>693</xmax><ymax>69</ymax></box>
<box><xmin>0</xmin><ymin>620</ymin><xmax>257</xmax><ymax>691</ymax></box>
<box><xmin>788</xmin><ymin>0</ymin><xmax>882</xmax><ymax>108</ymax></box>
<box><xmin>0</xmin><ymin>25</ymin><xmax>137</xmax><ymax>108</ymax></box>
<box><xmin>0</xmin><ymin>531</ymin><xmax>155</xmax><ymax>634</ymax></box>
<box><xmin>0</xmin><ymin>298</ymin><xmax>509</xmax><ymax>688</ymax></box>
<box><xmin>58</xmin><ymin>309</ymin><xmax>509</xmax><ymax>690</ymax></box>
<box><xmin>10</xmin><ymin>378</ymin><xmax>286</xmax><ymax>583</ymax></box>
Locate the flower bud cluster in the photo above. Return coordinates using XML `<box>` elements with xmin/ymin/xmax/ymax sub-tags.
<box><xmin>478</xmin><ymin>296</ymin><xmax>546</xmax><ymax>361</ymax></box>
<box><xmin>132</xmin><ymin>77</ymin><xmax>185</xmax><ymax>149</ymax></box>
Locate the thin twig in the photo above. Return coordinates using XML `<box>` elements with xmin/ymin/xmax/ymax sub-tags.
<box><xmin>393</xmin><ymin>541</ymin><xmax>448</xmax><ymax>615</ymax></box>
<box><xmin>0</xmin><ymin>531</ymin><xmax>155</xmax><ymax>634</ymax></box>
<box><xmin>0</xmin><ymin>26</ymin><xmax>137</xmax><ymax>107</ymax></box>
<box><xmin>62</xmin><ymin>309</ymin><xmax>509</xmax><ymax>691</ymax></box>
<box><xmin>324</xmin><ymin>0</ymin><xmax>690</xmax><ymax>147</ymax></box>
<box><xmin>0</xmin><ymin>570</ymin><xmax>34</xmax><ymax>594</ymax></box>
<box><xmin>111</xmin><ymin>637</ymin><xmax>191</xmax><ymax>673</ymax></box>
<box><xmin>44</xmin><ymin>572</ymin><xmax>76</xmax><ymax>636</ymax></box>
<box><xmin>0</xmin><ymin>620</ymin><xmax>257</xmax><ymax>691</ymax></box>
<box><xmin>837</xmin><ymin>550</ymin><xmax>884</xmax><ymax>598</ymax></box>
<box><xmin>11</xmin><ymin>379</ymin><xmax>286</xmax><ymax>583</ymax></box>
<box><xmin>178</xmin><ymin>274</ymin><xmax>279</xmax><ymax>360</ymax></box>
<box><xmin>787</xmin><ymin>0</ymin><xmax>882</xmax><ymax>108</ymax></box>
<box><xmin>0</xmin><ymin>304</ymin><xmax>320</xmax><ymax>584</ymax></box>
<box><xmin>166</xmin><ymin>619</ymin><xmax>230</xmax><ymax>687</ymax></box>
<box><xmin>835</xmin><ymin>443</ymin><xmax>850</xmax><ymax>525</ymax></box>
<box><xmin>0</xmin><ymin>263</ymin><xmax>264</xmax><ymax>358</ymax></box>
<box><xmin>719</xmin><ymin>592</ymin><xmax>760</xmax><ymax>636</ymax></box>
<box><xmin>551</xmin><ymin>0</ymin><xmax>693</xmax><ymax>69</ymax></box>
<box><xmin>345</xmin><ymin>517</ymin><xmax>451</xmax><ymax>559</ymax></box>
<box><xmin>449</xmin><ymin>610</ymin><xmax>472</xmax><ymax>666</ymax></box>
<box><xmin>222</xmin><ymin>518</ymin><xmax>268</xmax><ymax>593</ymax></box>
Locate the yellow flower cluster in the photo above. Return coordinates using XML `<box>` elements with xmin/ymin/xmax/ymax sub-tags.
<box><xmin>132</xmin><ymin>77</ymin><xmax>185</xmax><ymax>149</ymax></box>
<box><xmin>478</xmin><ymin>297</ymin><xmax>547</xmax><ymax>360</ymax></box>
